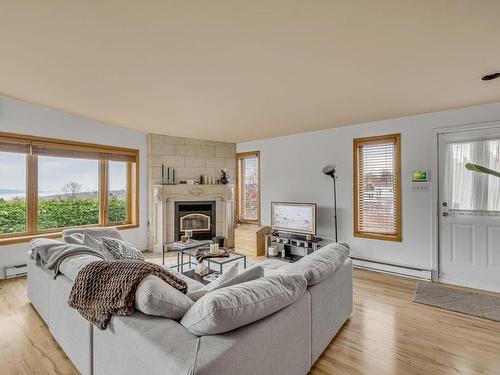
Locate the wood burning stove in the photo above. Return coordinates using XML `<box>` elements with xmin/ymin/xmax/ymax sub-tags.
<box><xmin>174</xmin><ymin>201</ymin><xmax>216</xmax><ymax>241</ymax></box>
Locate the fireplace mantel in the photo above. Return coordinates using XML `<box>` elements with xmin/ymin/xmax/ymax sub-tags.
<box><xmin>150</xmin><ymin>184</ymin><xmax>235</xmax><ymax>252</ymax></box>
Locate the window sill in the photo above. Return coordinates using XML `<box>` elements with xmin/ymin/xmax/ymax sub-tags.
<box><xmin>0</xmin><ymin>223</ymin><xmax>139</xmax><ymax>246</ymax></box>
<box><xmin>354</xmin><ymin>232</ymin><xmax>402</xmax><ymax>242</ymax></box>
<box><xmin>237</xmin><ymin>220</ymin><xmax>261</xmax><ymax>225</ymax></box>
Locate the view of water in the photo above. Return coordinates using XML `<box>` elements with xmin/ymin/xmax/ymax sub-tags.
<box><xmin>0</xmin><ymin>190</ymin><xmax>63</xmax><ymax>201</ymax></box>
<box><xmin>0</xmin><ymin>189</ymin><xmax>123</xmax><ymax>201</ymax></box>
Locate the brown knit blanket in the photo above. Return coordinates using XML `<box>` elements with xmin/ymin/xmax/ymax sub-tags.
<box><xmin>68</xmin><ymin>260</ymin><xmax>187</xmax><ymax>330</ymax></box>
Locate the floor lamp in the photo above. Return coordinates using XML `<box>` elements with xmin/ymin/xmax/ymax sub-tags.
<box><xmin>322</xmin><ymin>164</ymin><xmax>338</xmax><ymax>243</ymax></box>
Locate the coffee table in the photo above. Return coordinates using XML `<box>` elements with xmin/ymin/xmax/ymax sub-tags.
<box><xmin>163</xmin><ymin>241</ymin><xmax>247</xmax><ymax>282</ymax></box>
<box><xmin>162</xmin><ymin>240</ymin><xmax>209</xmax><ymax>272</ymax></box>
<box><xmin>202</xmin><ymin>251</ymin><xmax>247</xmax><ymax>275</ymax></box>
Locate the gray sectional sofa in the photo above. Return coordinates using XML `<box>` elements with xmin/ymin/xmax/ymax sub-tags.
<box><xmin>27</xmin><ymin>237</ymin><xmax>352</xmax><ymax>375</ymax></box>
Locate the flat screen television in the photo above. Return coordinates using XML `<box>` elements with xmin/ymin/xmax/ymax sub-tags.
<box><xmin>271</xmin><ymin>202</ymin><xmax>317</xmax><ymax>235</ymax></box>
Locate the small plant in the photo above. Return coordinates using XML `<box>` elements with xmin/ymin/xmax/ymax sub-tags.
<box><xmin>465</xmin><ymin>163</ymin><xmax>500</xmax><ymax>178</ymax></box>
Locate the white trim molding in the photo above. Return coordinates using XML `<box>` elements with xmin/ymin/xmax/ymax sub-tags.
<box><xmin>351</xmin><ymin>256</ymin><xmax>432</xmax><ymax>280</ymax></box>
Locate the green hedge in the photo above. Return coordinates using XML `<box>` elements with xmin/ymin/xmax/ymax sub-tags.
<box><xmin>0</xmin><ymin>197</ymin><xmax>127</xmax><ymax>234</ymax></box>
<box><xmin>0</xmin><ymin>198</ymin><xmax>26</xmax><ymax>234</ymax></box>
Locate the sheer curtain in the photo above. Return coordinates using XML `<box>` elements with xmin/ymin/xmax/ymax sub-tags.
<box><xmin>444</xmin><ymin>138</ymin><xmax>500</xmax><ymax>213</ymax></box>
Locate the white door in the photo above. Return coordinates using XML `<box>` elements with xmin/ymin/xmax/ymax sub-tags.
<box><xmin>438</xmin><ymin>127</ymin><xmax>500</xmax><ymax>292</ymax></box>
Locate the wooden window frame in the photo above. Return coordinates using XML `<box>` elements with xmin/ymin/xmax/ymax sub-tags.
<box><xmin>353</xmin><ymin>133</ymin><xmax>402</xmax><ymax>242</ymax></box>
<box><xmin>236</xmin><ymin>151</ymin><xmax>261</xmax><ymax>225</ymax></box>
<box><xmin>0</xmin><ymin>131</ymin><xmax>139</xmax><ymax>245</ymax></box>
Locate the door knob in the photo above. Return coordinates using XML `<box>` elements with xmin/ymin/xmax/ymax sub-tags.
<box><xmin>442</xmin><ymin>212</ymin><xmax>449</xmax><ymax>217</ymax></box>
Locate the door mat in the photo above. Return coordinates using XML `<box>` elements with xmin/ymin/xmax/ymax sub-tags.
<box><xmin>413</xmin><ymin>282</ymin><xmax>500</xmax><ymax>322</ymax></box>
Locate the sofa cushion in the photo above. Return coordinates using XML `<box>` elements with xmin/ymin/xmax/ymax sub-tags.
<box><xmin>62</xmin><ymin>232</ymin><xmax>85</xmax><ymax>245</ymax></box>
<box><xmin>218</xmin><ymin>264</ymin><xmax>264</xmax><ymax>288</ymax></box>
<box><xmin>102</xmin><ymin>237</ymin><xmax>145</xmax><ymax>261</ymax></box>
<box><xmin>82</xmin><ymin>227</ymin><xmax>124</xmax><ymax>260</ymax></box>
<box><xmin>135</xmin><ymin>275</ymin><xmax>194</xmax><ymax>320</ymax></box>
<box><xmin>59</xmin><ymin>253</ymin><xmax>103</xmax><ymax>281</ymax></box>
<box><xmin>277</xmin><ymin>243</ymin><xmax>350</xmax><ymax>286</ymax></box>
<box><xmin>168</xmin><ymin>268</ymin><xmax>205</xmax><ymax>292</ymax></box>
<box><xmin>186</xmin><ymin>262</ymin><xmax>240</xmax><ymax>301</ymax></box>
<box><xmin>181</xmin><ymin>273</ymin><xmax>307</xmax><ymax>336</ymax></box>
<box><xmin>83</xmin><ymin>233</ymin><xmax>115</xmax><ymax>260</ymax></box>
<box><xmin>259</xmin><ymin>259</ymin><xmax>287</xmax><ymax>276</ymax></box>
<box><xmin>62</xmin><ymin>227</ymin><xmax>123</xmax><ymax>245</ymax></box>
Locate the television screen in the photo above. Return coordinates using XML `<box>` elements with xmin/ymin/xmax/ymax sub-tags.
<box><xmin>271</xmin><ymin>202</ymin><xmax>317</xmax><ymax>235</ymax></box>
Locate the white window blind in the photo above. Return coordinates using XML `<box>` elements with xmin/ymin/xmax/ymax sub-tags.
<box><xmin>237</xmin><ymin>152</ymin><xmax>260</xmax><ymax>222</ymax></box>
<box><xmin>354</xmin><ymin>134</ymin><xmax>401</xmax><ymax>241</ymax></box>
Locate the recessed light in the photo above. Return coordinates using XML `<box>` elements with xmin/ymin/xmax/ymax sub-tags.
<box><xmin>481</xmin><ymin>72</ymin><xmax>500</xmax><ymax>81</ymax></box>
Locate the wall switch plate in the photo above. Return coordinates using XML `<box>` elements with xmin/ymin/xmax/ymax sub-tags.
<box><xmin>412</xmin><ymin>184</ymin><xmax>429</xmax><ymax>191</ymax></box>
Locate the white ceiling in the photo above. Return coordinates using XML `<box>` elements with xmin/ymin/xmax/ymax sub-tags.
<box><xmin>1</xmin><ymin>1</ymin><xmax>500</xmax><ymax>143</ymax></box>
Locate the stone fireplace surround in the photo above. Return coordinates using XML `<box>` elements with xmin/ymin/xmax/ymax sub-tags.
<box><xmin>146</xmin><ymin>133</ymin><xmax>237</xmax><ymax>252</ymax></box>
<box><xmin>150</xmin><ymin>184</ymin><xmax>235</xmax><ymax>253</ymax></box>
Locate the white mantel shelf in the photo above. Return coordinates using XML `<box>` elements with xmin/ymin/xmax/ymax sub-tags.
<box><xmin>151</xmin><ymin>184</ymin><xmax>235</xmax><ymax>252</ymax></box>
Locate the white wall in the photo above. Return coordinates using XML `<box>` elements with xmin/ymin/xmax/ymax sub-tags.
<box><xmin>238</xmin><ymin>102</ymin><xmax>500</xmax><ymax>271</ymax></box>
<box><xmin>0</xmin><ymin>96</ymin><xmax>148</xmax><ymax>278</ymax></box>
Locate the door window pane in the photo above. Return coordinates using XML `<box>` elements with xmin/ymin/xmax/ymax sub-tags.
<box><xmin>445</xmin><ymin>139</ymin><xmax>500</xmax><ymax>212</ymax></box>
<box><xmin>108</xmin><ymin>161</ymin><xmax>128</xmax><ymax>223</ymax></box>
<box><xmin>38</xmin><ymin>156</ymin><xmax>99</xmax><ymax>229</ymax></box>
<box><xmin>0</xmin><ymin>152</ymin><xmax>27</xmax><ymax>234</ymax></box>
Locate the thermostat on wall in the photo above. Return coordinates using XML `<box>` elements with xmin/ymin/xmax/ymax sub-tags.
<box><xmin>412</xmin><ymin>170</ymin><xmax>429</xmax><ymax>182</ymax></box>
<box><xmin>412</xmin><ymin>170</ymin><xmax>430</xmax><ymax>191</ymax></box>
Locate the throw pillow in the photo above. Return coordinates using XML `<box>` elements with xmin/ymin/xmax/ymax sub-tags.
<box><xmin>81</xmin><ymin>228</ymin><xmax>124</xmax><ymax>259</ymax></box>
<box><xmin>186</xmin><ymin>262</ymin><xmax>239</xmax><ymax>301</ymax></box>
<box><xmin>181</xmin><ymin>273</ymin><xmax>307</xmax><ymax>335</ymax></box>
<box><xmin>135</xmin><ymin>275</ymin><xmax>194</xmax><ymax>320</ymax></box>
<box><xmin>214</xmin><ymin>264</ymin><xmax>264</xmax><ymax>288</ymax></box>
<box><xmin>101</xmin><ymin>237</ymin><xmax>145</xmax><ymax>261</ymax></box>
<box><xmin>84</xmin><ymin>227</ymin><xmax>123</xmax><ymax>241</ymax></box>
<box><xmin>277</xmin><ymin>243</ymin><xmax>350</xmax><ymax>286</ymax></box>
<box><xmin>82</xmin><ymin>232</ymin><xmax>115</xmax><ymax>260</ymax></box>
<box><xmin>62</xmin><ymin>232</ymin><xmax>85</xmax><ymax>245</ymax></box>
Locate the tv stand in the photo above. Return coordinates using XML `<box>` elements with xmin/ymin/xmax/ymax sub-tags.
<box><xmin>265</xmin><ymin>232</ymin><xmax>325</xmax><ymax>262</ymax></box>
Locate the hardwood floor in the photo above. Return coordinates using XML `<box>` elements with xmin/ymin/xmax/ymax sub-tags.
<box><xmin>1</xmin><ymin>269</ymin><xmax>499</xmax><ymax>375</ymax></box>
<box><xmin>0</xmin><ymin>274</ymin><xmax>77</xmax><ymax>375</ymax></box>
<box><xmin>311</xmin><ymin>271</ymin><xmax>500</xmax><ymax>375</ymax></box>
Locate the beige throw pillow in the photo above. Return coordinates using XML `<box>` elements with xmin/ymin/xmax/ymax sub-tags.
<box><xmin>181</xmin><ymin>274</ymin><xmax>307</xmax><ymax>335</ymax></box>
<box><xmin>135</xmin><ymin>275</ymin><xmax>194</xmax><ymax>320</ymax></box>
<box><xmin>186</xmin><ymin>262</ymin><xmax>240</xmax><ymax>301</ymax></box>
<box><xmin>277</xmin><ymin>243</ymin><xmax>350</xmax><ymax>285</ymax></box>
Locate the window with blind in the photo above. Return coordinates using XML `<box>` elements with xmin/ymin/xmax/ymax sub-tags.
<box><xmin>237</xmin><ymin>151</ymin><xmax>260</xmax><ymax>223</ymax></box>
<box><xmin>0</xmin><ymin>131</ymin><xmax>139</xmax><ymax>243</ymax></box>
<box><xmin>353</xmin><ymin>134</ymin><xmax>401</xmax><ymax>241</ymax></box>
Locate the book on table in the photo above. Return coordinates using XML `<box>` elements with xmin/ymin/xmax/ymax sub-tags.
<box><xmin>171</xmin><ymin>240</ymin><xmax>206</xmax><ymax>250</ymax></box>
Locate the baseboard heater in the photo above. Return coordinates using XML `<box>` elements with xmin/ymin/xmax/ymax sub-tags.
<box><xmin>5</xmin><ymin>264</ymin><xmax>28</xmax><ymax>279</ymax></box>
<box><xmin>350</xmin><ymin>256</ymin><xmax>432</xmax><ymax>280</ymax></box>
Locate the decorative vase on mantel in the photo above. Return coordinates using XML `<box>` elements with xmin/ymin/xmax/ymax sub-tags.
<box><xmin>220</xmin><ymin>169</ymin><xmax>230</xmax><ymax>185</ymax></box>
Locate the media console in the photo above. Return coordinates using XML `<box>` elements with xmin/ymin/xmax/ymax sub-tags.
<box><xmin>264</xmin><ymin>232</ymin><xmax>326</xmax><ymax>262</ymax></box>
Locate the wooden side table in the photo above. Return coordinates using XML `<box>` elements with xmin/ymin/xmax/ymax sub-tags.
<box><xmin>234</xmin><ymin>224</ymin><xmax>271</xmax><ymax>256</ymax></box>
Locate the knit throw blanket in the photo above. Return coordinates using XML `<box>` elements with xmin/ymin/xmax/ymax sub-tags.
<box><xmin>195</xmin><ymin>247</ymin><xmax>230</xmax><ymax>263</ymax></box>
<box><xmin>68</xmin><ymin>260</ymin><xmax>187</xmax><ymax>329</ymax></box>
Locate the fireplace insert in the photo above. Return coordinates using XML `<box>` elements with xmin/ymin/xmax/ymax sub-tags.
<box><xmin>174</xmin><ymin>201</ymin><xmax>216</xmax><ymax>241</ymax></box>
